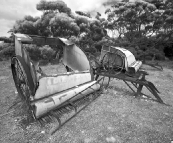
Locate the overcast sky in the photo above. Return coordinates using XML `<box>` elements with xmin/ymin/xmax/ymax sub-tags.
<box><xmin>0</xmin><ymin>0</ymin><xmax>114</xmax><ymax>37</ymax></box>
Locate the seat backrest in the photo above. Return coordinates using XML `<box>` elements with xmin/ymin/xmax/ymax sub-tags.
<box><xmin>62</xmin><ymin>44</ymin><xmax>91</xmax><ymax>71</ymax></box>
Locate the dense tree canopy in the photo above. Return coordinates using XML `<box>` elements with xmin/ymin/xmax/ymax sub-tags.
<box><xmin>12</xmin><ymin>16</ymin><xmax>40</xmax><ymax>35</ymax></box>
<box><xmin>103</xmin><ymin>0</ymin><xmax>173</xmax><ymax>58</ymax></box>
<box><xmin>36</xmin><ymin>0</ymin><xmax>71</xmax><ymax>14</ymax></box>
<box><xmin>105</xmin><ymin>0</ymin><xmax>158</xmax><ymax>40</ymax></box>
<box><xmin>10</xmin><ymin>0</ymin><xmax>106</xmax><ymax>46</ymax></box>
<box><xmin>4</xmin><ymin>0</ymin><xmax>173</xmax><ymax>58</ymax></box>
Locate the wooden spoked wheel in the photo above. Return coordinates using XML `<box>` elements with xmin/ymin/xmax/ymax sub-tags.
<box><xmin>101</xmin><ymin>53</ymin><xmax>124</xmax><ymax>74</ymax></box>
<box><xmin>101</xmin><ymin>53</ymin><xmax>114</xmax><ymax>73</ymax></box>
<box><xmin>11</xmin><ymin>56</ymin><xmax>36</xmax><ymax>119</ymax></box>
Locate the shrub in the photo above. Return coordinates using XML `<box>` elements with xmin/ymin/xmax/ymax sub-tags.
<box><xmin>22</xmin><ymin>44</ymin><xmax>56</xmax><ymax>62</ymax></box>
<box><xmin>136</xmin><ymin>47</ymin><xmax>165</xmax><ymax>61</ymax></box>
<box><xmin>25</xmin><ymin>44</ymin><xmax>42</xmax><ymax>61</ymax></box>
<box><xmin>146</xmin><ymin>48</ymin><xmax>165</xmax><ymax>61</ymax></box>
<box><xmin>155</xmin><ymin>53</ymin><xmax>165</xmax><ymax>60</ymax></box>
<box><xmin>40</xmin><ymin>45</ymin><xmax>56</xmax><ymax>61</ymax></box>
<box><xmin>0</xmin><ymin>43</ymin><xmax>3</xmax><ymax>51</ymax></box>
<box><xmin>164</xmin><ymin>46</ymin><xmax>173</xmax><ymax>58</ymax></box>
<box><xmin>0</xmin><ymin>45</ymin><xmax>15</xmax><ymax>59</ymax></box>
<box><xmin>84</xmin><ymin>47</ymin><xmax>97</xmax><ymax>54</ymax></box>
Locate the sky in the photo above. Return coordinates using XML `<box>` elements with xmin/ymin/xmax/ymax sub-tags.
<box><xmin>0</xmin><ymin>0</ymin><xmax>114</xmax><ymax>37</ymax></box>
<box><xmin>0</xmin><ymin>0</ymin><xmax>137</xmax><ymax>37</ymax></box>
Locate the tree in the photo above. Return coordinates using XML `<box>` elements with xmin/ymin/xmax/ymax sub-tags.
<box><xmin>104</xmin><ymin>0</ymin><xmax>171</xmax><ymax>59</ymax></box>
<box><xmin>0</xmin><ymin>36</ymin><xmax>13</xmax><ymax>43</ymax></box>
<box><xmin>75</xmin><ymin>11</ymin><xmax>91</xmax><ymax>18</ymax></box>
<box><xmin>34</xmin><ymin>12</ymin><xmax>56</xmax><ymax>36</ymax></box>
<box><xmin>50</xmin><ymin>12</ymin><xmax>80</xmax><ymax>37</ymax></box>
<box><xmin>36</xmin><ymin>0</ymin><xmax>71</xmax><ymax>14</ymax></box>
<box><xmin>12</xmin><ymin>16</ymin><xmax>40</xmax><ymax>35</ymax></box>
<box><xmin>10</xmin><ymin>0</ymin><xmax>108</xmax><ymax>55</ymax></box>
<box><xmin>105</xmin><ymin>0</ymin><xmax>159</xmax><ymax>41</ymax></box>
<box><xmin>11</xmin><ymin>0</ymin><xmax>74</xmax><ymax>37</ymax></box>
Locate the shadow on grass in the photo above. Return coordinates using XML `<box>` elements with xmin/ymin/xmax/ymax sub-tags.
<box><xmin>106</xmin><ymin>84</ymin><xmax>171</xmax><ymax>107</ymax></box>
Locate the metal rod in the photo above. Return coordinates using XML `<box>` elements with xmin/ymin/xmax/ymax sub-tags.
<box><xmin>123</xmin><ymin>80</ymin><xmax>136</xmax><ymax>93</ymax></box>
<box><xmin>50</xmin><ymin>91</ymin><xmax>101</xmax><ymax>135</ymax></box>
<box><xmin>50</xmin><ymin>112</ymin><xmax>61</xmax><ymax>127</ymax></box>
<box><xmin>131</xmin><ymin>82</ymin><xmax>138</xmax><ymax>88</ymax></box>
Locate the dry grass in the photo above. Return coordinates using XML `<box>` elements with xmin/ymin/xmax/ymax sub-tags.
<box><xmin>0</xmin><ymin>60</ymin><xmax>173</xmax><ymax>143</ymax></box>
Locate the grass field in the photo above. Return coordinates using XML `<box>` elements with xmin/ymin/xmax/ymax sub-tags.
<box><xmin>0</xmin><ymin>60</ymin><xmax>173</xmax><ymax>143</ymax></box>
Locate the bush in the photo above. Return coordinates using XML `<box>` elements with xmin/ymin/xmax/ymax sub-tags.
<box><xmin>155</xmin><ymin>53</ymin><xmax>165</xmax><ymax>60</ymax></box>
<box><xmin>40</xmin><ymin>45</ymin><xmax>56</xmax><ymax>61</ymax></box>
<box><xmin>84</xmin><ymin>47</ymin><xmax>97</xmax><ymax>54</ymax></box>
<box><xmin>22</xmin><ymin>44</ymin><xmax>56</xmax><ymax>62</ymax></box>
<box><xmin>25</xmin><ymin>44</ymin><xmax>42</xmax><ymax>61</ymax></box>
<box><xmin>0</xmin><ymin>45</ymin><xmax>15</xmax><ymax>59</ymax></box>
<box><xmin>164</xmin><ymin>46</ymin><xmax>173</xmax><ymax>58</ymax></box>
<box><xmin>0</xmin><ymin>43</ymin><xmax>58</xmax><ymax>62</ymax></box>
<box><xmin>0</xmin><ymin>43</ymin><xmax>3</xmax><ymax>51</ymax></box>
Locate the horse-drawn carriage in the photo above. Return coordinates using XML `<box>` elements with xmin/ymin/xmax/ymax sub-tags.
<box><xmin>11</xmin><ymin>33</ymin><xmax>163</xmax><ymax>134</ymax></box>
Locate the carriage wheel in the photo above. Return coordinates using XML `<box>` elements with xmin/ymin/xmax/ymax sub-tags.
<box><xmin>101</xmin><ymin>53</ymin><xmax>124</xmax><ymax>74</ymax></box>
<box><xmin>11</xmin><ymin>57</ymin><xmax>36</xmax><ymax>119</ymax></box>
<box><xmin>101</xmin><ymin>53</ymin><xmax>114</xmax><ymax>73</ymax></box>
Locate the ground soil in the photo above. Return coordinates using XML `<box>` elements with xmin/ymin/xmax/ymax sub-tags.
<box><xmin>0</xmin><ymin>60</ymin><xmax>173</xmax><ymax>143</ymax></box>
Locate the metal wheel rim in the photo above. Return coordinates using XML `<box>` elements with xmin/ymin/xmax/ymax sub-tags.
<box><xmin>12</xmin><ymin>57</ymin><xmax>37</xmax><ymax>120</ymax></box>
<box><xmin>12</xmin><ymin>57</ymin><xmax>31</xmax><ymax>103</ymax></box>
<box><xmin>101</xmin><ymin>53</ymin><xmax>125</xmax><ymax>74</ymax></box>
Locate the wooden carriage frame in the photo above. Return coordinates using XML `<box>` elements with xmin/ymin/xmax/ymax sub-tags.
<box><xmin>10</xmin><ymin>33</ymin><xmax>164</xmax><ymax>134</ymax></box>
